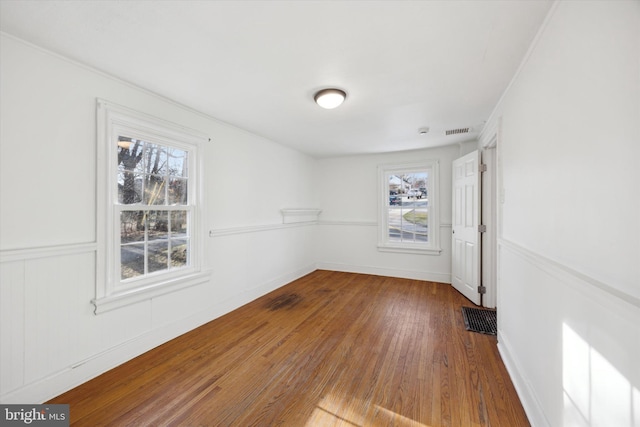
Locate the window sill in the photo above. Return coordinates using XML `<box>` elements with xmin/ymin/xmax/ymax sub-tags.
<box><xmin>92</xmin><ymin>270</ymin><xmax>211</xmax><ymax>314</ymax></box>
<box><xmin>377</xmin><ymin>244</ymin><xmax>442</xmax><ymax>255</ymax></box>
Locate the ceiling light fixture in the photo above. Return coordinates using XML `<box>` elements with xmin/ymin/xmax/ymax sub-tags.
<box><xmin>314</xmin><ymin>88</ymin><xmax>347</xmax><ymax>109</ymax></box>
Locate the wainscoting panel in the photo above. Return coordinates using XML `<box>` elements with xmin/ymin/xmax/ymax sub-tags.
<box><xmin>497</xmin><ymin>239</ymin><xmax>640</xmax><ymax>427</ymax></box>
<box><xmin>1</xmin><ymin>222</ymin><xmax>318</xmax><ymax>403</ymax></box>
<box><xmin>0</xmin><ymin>260</ymin><xmax>26</xmax><ymax>396</ymax></box>
<box><xmin>23</xmin><ymin>253</ymin><xmax>96</xmax><ymax>384</ymax></box>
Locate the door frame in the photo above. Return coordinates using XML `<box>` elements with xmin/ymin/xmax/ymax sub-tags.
<box><xmin>481</xmin><ymin>139</ymin><xmax>497</xmax><ymax>308</ymax></box>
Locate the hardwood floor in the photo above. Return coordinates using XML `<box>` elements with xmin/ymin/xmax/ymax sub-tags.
<box><xmin>49</xmin><ymin>270</ymin><xmax>529</xmax><ymax>426</ymax></box>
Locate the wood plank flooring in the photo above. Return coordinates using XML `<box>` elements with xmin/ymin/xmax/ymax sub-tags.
<box><xmin>49</xmin><ymin>270</ymin><xmax>529</xmax><ymax>426</ymax></box>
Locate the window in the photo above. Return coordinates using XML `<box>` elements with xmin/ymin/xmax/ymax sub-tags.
<box><xmin>378</xmin><ymin>161</ymin><xmax>441</xmax><ymax>254</ymax></box>
<box><xmin>118</xmin><ymin>141</ymin><xmax>189</xmax><ymax>280</ymax></box>
<box><xmin>93</xmin><ymin>100</ymin><xmax>209</xmax><ymax>314</ymax></box>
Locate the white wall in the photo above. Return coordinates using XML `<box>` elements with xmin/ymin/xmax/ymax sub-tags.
<box><xmin>0</xmin><ymin>34</ymin><xmax>319</xmax><ymax>403</ymax></box>
<box><xmin>5</xmin><ymin>4</ymin><xmax>638</xmax><ymax>419</ymax></box>
<box><xmin>481</xmin><ymin>2</ymin><xmax>640</xmax><ymax>426</ymax></box>
<box><xmin>314</xmin><ymin>143</ymin><xmax>475</xmax><ymax>283</ymax></box>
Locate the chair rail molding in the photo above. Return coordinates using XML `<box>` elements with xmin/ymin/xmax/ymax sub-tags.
<box><xmin>0</xmin><ymin>242</ymin><xmax>97</xmax><ymax>263</ymax></box>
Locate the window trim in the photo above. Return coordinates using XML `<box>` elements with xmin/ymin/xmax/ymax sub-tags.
<box><xmin>377</xmin><ymin>160</ymin><xmax>441</xmax><ymax>255</ymax></box>
<box><xmin>93</xmin><ymin>99</ymin><xmax>209</xmax><ymax>314</ymax></box>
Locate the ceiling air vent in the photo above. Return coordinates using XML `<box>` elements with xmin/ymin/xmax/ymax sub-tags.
<box><xmin>445</xmin><ymin>127</ymin><xmax>470</xmax><ymax>136</ymax></box>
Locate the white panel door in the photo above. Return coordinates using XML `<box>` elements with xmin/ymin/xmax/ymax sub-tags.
<box><xmin>452</xmin><ymin>150</ymin><xmax>481</xmax><ymax>305</ymax></box>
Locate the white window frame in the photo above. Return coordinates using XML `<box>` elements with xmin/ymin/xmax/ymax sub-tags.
<box><xmin>93</xmin><ymin>99</ymin><xmax>210</xmax><ymax>314</ymax></box>
<box><xmin>377</xmin><ymin>160</ymin><xmax>441</xmax><ymax>255</ymax></box>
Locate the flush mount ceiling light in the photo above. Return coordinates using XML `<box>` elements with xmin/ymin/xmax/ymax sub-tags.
<box><xmin>314</xmin><ymin>88</ymin><xmax>347</xmax><ymax>109</ymax></box>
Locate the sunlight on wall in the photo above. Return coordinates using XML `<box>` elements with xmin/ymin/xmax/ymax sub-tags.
<box><xmin>563</xmin><ymin>323</ymin><xmax>591</xmax><ymax>425</ymax></box>
<box><xmin>305</xmin><ymin>392</ymin><xmax>430</xmax><ymax>427</ymax></box>
<box><xmin>563</xmin><ymin>323</ymin><xmax>638</xmax><ymax>426</ymax></box>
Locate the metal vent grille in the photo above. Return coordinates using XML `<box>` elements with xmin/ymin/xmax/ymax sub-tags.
<box><xmin>461</xmin><ymin>307</ymin><xmax>497</xmax><ymax>335</ymax></box>
<box><xmin>445</xmin><ymin>127</ymin><xmax>470</xmax><ymax>136</ymax></box>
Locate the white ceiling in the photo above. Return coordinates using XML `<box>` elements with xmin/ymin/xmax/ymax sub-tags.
<box><xmin>0</xmin><ymin>0</ymin><xmax>553</xmax><ymax>158</ymax></box>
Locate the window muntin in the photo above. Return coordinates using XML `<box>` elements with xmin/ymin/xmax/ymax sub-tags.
<box><xmin>378</xmin><ymin>161</ymin><xmax>441</xmax><ymax>254</ymax></box>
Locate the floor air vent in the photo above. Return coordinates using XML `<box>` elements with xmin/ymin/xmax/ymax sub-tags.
<box><xmin>461</xmin><ymin>307</ymin><xmax>497</xmax><ymax>335</ymax></box>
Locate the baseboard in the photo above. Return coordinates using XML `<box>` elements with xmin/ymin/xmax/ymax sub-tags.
<box><xmin>1</xmin><ymin>308</ymin><xmax>218</xmax><ymax>403</ymax></box>
<box><xmin>497</xmin><ymin>331</ymin><xmax>550</xmax><ymax>427</ymax></box>
<box><xmin>238</xmin><ymin>264</ymin><xmax>317</xmax><ymax>304</ymax></box>
<box><xmin>316</xmin><ymin>262</ymin><xmax>450</xmax><ymax>283</ymax></box>
<box><xmin>0</xmin><ymin>264</ymin><xmax>317</xmax><ymax>404</ymax></box>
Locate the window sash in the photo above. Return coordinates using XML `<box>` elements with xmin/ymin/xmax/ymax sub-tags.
<box><xmin>115</xmin><ymin>206</ymin><xmax>193</xmax><ymax>287</ymax></box>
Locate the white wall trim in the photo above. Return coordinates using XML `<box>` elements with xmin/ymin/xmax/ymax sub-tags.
<box><xmin>209</xmin><ymin>221</ymin><xmax>317</xmax><ymax>238</ymax></box>
<box><xmin>91</xmin><ymin>271</ymin><xmax>212</xmax><ymax>314</ymax></box>
<box><xmin>319</xmin><ymin>220</ymin><xmax>377</xmax><ymax>227</ymax></box>
<box><xmin>497</xmin><ymin>331</ymin><xmax>551</xmax><ymax>427</ymax></box>
<box><xmin>316</xmin><ymin>262</ymin><xmax>450</xmax><ymax>284</ymax></box>
<box><xmin>0</xmin><ymin>242</ymin><xmax>97</xmax><ymax>263</ymax></box>
<box><xmin>479</xmin><ymin>118</ymin><xmax>499</xmax><ymax>149</ymax></box>
<box><xmin>317</xmin><ymin>221</ymin><xmax>451</xmax><ymax>228</ymax></box>
<box><xmin>481</xmin><ymin>146</ymin><xmax>497</xmax><ymax>309</ymax></box>
<box><xmin>499</xmin><ymin>238</ymin><xmax>640</xmax><ymax>310</ymax></box>
<box><xmin>245</xmin><ymin>264</ymin><xmax>316</xmax><ymax>300</ymax></box>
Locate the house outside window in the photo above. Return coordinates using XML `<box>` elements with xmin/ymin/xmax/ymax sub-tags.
<box><xmin>93</xmin><ymin>100</ymin><xmax>210</xmax><ymax>314</ymax></box>
<box><xmin>378</xmin><ymin>161</ymin><xmax>441</xmax><ymax>255</ymax></box>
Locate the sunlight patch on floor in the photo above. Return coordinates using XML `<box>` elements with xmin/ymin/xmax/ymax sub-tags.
<box><xmin>305</xmin><ymin>393</ymin><xmax>430</xmax><ymax>427</ymax></box>
<box><xmin>374</xmin><ymin>404</ymin><xmax>430</xmax><ymax>426</ymax></box>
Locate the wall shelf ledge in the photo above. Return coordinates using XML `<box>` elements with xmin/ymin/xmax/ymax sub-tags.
<box><xmin>280</xmin><ymin>208</ymin><xmax>323</xmax><ymax>224</ymax></box>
